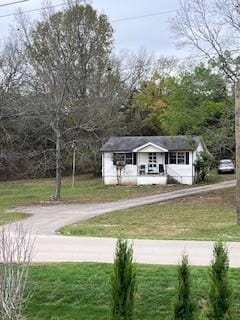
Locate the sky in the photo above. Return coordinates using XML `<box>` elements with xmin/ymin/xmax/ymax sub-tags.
<box><xmin>0</xmin><ymin>0</ymin><xmax>186</xmax><ymax>58</ymax></box>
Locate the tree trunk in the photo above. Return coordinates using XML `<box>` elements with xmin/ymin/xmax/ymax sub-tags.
<box><xmin>235</xmin><ymin>81</ymin><xmax>240</xmax><ymax>224</ymax></box>
<box><xmin>53</xmin><ymin>127</ymin><xmax>62</xmax><ymax>201</ymax></box>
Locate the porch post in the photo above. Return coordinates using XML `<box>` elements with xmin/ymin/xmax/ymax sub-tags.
<box><xmin>164</xmin><ymin>152</ymin><xmax>169</xmax><ymax>175</ymax></box>
<box><xmin>137</xmin><ymin>152</ymin><xmax>139</xmax><ymax>175</ymax></box>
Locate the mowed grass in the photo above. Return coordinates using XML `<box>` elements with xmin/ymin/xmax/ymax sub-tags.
<box><xmin>26</xmin><ymin>263</ymin><xmax>240</xmax><ymax>320</ymax></box>
<box><xmin>0</xmin><ymin>176</ymin><xmax>184</xmax><ymax>226</ymax></box>
<box><xmin>61</xmin><ymin>188</ymin><xmax>240</xmax><ymax>242</ymax></box>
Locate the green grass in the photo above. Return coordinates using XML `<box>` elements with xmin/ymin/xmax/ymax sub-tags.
<box><xmin>61</xmin><ymin>188</ymin><xmax>240</xmax><ymax>242</ymax></box>
<box><xmin>25</xmin><ymin>263</ymin><xmax>240</xmax><ymax>319</ymax></box>
<box><xmin>0</xmin><ymin>172</ymin><xmax>234</xmax><ymax>230</ymax></box>
<box><xmin>0</xmin><ymin>176</ymin><xmax>184</xmax><ymax>226</ymax></box>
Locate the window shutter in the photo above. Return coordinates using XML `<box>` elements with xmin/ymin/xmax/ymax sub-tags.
<box><xmin>165</xmin><ymin>153</ymin><xmax>169</xmax><ymax>164</ymax></box>
<box><xmin>113</xmin><ymin>153</ymin><xmax>116</xmax><ymax>165</ymax></box>
<box><xmin>186</xmin><ymin>152</ymin><xmax>189</xmax><ymax>165</ymax></box>
<box><xmin>133</xmin><ymin>153</ymin><xmax>137</xmax><ymax>165</ymax></box>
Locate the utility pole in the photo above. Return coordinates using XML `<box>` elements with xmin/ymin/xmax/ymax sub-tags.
<box><xmin>235</xmin><ymin>80</ymin><xmax>240</xmax><ymax>224</ymax></box>
<box><xmin>72</xmin><ymin>141</ymin><xmax>76</xmax><ymax>188</ymax></box>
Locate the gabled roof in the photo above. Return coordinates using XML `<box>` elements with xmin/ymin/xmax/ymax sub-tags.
<box><xmin>101</xmin><ymin>136</ymin><xmax>202</xmax><ymax>152</ymax></box>
<box><xmin>132</xmin><ymin>142</ymin><xmax>168</xmax><ymax>152</ymax></box>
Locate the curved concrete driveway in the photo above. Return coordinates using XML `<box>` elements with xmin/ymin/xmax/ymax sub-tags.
<box><xmin>9</xmin><ymin>179</ymin><xmax>240</xmax><ymax>266</ymax></box>
<box><xmin>12</xmin><ymin>179</ymin><xmax>235</xmax><ymax>235</ymax></box>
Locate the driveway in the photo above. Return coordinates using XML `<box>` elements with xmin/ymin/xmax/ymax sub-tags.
<box><xmin>11</xmin><ymin>179</ymin><xmax>235</xmax><ymax>235</ymax></box>
<box><xmin>9</xmin><ymin>179</ymin><xmax>239</xmax><ymax>266</ymax></box>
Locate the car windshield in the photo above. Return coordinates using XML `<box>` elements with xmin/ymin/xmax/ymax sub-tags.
<box><xmin>220</xmin><ymin>160</ymin><xmax>232</xmax><ymax>165</ymax></box>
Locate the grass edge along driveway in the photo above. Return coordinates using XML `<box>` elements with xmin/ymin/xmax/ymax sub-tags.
<box><xmin>0</xmin><ymin>176</ymin><xmax>186</xmax><ymax>226</ymax></box>
<box><xmin>60</xmin><ymin>187</ymin><xmax>240</xmax><ymax>242</ymax></box>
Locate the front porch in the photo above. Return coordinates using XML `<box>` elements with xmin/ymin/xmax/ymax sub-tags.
<box><xmin>134</xmin><ymin>143</ymin><xmax>168</xmax><ymax>185</ymax></box>
<box><xmin>137</xmin><ymin>174</ymin><xmax>167</xmax><ymax>185</ymax></box>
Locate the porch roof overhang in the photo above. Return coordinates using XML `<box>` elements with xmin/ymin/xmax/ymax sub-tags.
<box><xmin>133</xmin><ymin>142</ymin><xmax>168</xmax><ymax>153</ymax></box>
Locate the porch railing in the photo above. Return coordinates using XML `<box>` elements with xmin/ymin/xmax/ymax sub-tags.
<box><xmin>165</xmin><ymin>165</ymin><xmax>183</xmax><ymax>184</ymax></box>
<box><xmin>137</xmin><ymin>164</ymin><xmax>165</xmax><ymax>175</ymax></box>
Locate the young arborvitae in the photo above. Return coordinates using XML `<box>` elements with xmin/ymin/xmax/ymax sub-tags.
<box><xmin>110</xmin><ymin>239</ymin><xmax>136</xmax><ymax>320</ymax></box>
<box><xmin>173</xmin><ymin>254</ymin><xmax>196</xmax><ymax>320</ymax></box>
<box><xmin>206</xmin><ymin>242</ymin><xmax>232</xmax><ymax>320</ymax></box>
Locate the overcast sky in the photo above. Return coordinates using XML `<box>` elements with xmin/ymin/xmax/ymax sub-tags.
<box><xmin>0</xmin><ymin>0</ymin><xmax>186</xmax><ymax>58</ymax></box>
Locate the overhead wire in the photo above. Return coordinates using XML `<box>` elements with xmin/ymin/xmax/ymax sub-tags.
<box><xmin>0</xmin><ymin>0</ymin><xmax>29</xmax><ymax>8</ymax></box>
<box><xmin>0</xmin><ymin>3</ymin><xmax>237</xmax><ymax>62</ymax></box>
<box><xmin>111</xmin><ymin>9</ymin><xmax>177</xmax><ymax>23</ymax></box>
<box><xmin>0</xmin><ymin>3</ymin><xmax>177</xmax><ymax>20</ymax></box>
<box><xmin>0</xmin><ymin>2</ymin><xmax>65</xmax><ymax>18</ymax></box>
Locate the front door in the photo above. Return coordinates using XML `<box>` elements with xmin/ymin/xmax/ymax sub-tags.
<box><xmin>148</xmin><ymin>152</ymin><xmax>157</xmax><ymax>173</ymax></box>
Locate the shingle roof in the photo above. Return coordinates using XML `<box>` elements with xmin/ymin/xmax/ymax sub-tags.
<box><xmin>101</xmin><ymin>136</ymin><xmax>202</xmax><ymax>152</ymax></box>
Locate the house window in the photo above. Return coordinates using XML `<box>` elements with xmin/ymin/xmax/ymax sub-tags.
<box><xmin>169</xmin><ymin>152</ymin><xmax>190</xmax><ymax>165</ymax></box>
<box><xmin>113</xmin><ymin>153</ymin><xmax>136</xmax><ymax>165</ymax></box>
<box><xmin>149</xmin><ymin>152</ymin><xmax>157</xmax><ymax>163</ymax></box>
<box><xmin>113</xmin><ymin>153</ymin><xmax>125</xmax><ymax>165</ymax></box>
<box><xmin>169</xmin><ymin>152</ymin><xmax>177</xmax><ymax>164</ymax></box>
<box><xmin>125</xmin><ymin>153</ymin><xmax>133</xmax><ymax>165</ymax></box>
<box><xmin>178</xmin><ymin>152</ymin><xmax>185</xmax><ymax>164</ymax></box>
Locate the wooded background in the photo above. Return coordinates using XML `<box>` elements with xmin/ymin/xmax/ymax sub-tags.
<box><xmin>0</xmin><ymin>1</ymin><xmax>235</xmax><ymax>183</ymax></box>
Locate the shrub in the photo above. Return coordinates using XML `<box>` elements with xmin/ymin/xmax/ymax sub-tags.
<box><xmin>205</xmin><ymin>242</ymin><xmax>232</xmax><ymax>320</ymax></box>
<box><xmin>173</xmin><ymin>254</ymin><xmax>196</xmax><ymax>320</ymax></box>
<box><xmin>195</xmin><ymin>151</ymin><xmax>215</xmax><ymax>183</ymax></box>
<box><xmin>110</xmin><ymin>239</ymin><xmax>136</xmax><ymax>320</ymax></box>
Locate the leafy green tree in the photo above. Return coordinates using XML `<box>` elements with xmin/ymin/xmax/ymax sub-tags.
<box><xmin>206</xmin><ymin>242</ymin><xmax>232</xmax><ymax>320</ymax></box>
<box><xmin>204</xmin><ymin>105</ymin><xmax>235</xmax><ymax>160</ymax></box>
<box><xmin>195</xmin><ymin>151</ymin><xmax>215</xmax><ymax>183</ymax></box>
<box><xmin>159</xmin><ymin>64</ymin><xmax>234</xmax><ymax>160</ymax></box>
<box><xmin>173</xmin><ymin>254</ymin><xmax>196</xmax><ymax>320</ymax></box>
<box><xmin>111</xmin><ymin>239</ymin><xmax>136</xmax><ymax>320</ymax></box>
<box><xmin>133</xmin><ymin>63</ymin><xmax>233</xmax><ymax>159</ymax></box>
<box><xmin>133</xmin><ymin>58</ymin><xmax>177</xmax><ymax>134</ymax></box>
<box><xmin>161</xmin><ymin>65</ymin><xmax>229</xmax><ymax>135</ymax></box>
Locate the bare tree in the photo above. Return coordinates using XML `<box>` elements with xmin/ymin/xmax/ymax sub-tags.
<box><xmin>17</xmin><ymin>1</ymin><xmax>114</xmax><ymax>200</ymax></box>
<box><xmin>172</xmin><ymin>0</ymin><xmax>240</xmax><ymax>81</ymax></box>
<box><xmin>0</xmin><ymin>224</ymin><xmax>33</xmax><ymax>320</ymax></box>
<box><xmin>14</xmin><ymin>1</ymin><xmax>151</xmax><ymax>197</ymax></box>
<box><xmin>0</xmin><ymin>36</ymin><xmax>27</xmax><ymax>177</ymax></box>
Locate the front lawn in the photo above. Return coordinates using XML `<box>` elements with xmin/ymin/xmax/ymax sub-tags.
<box><xmin>0</xmin><ymin>176</ymin><xmax>184</xmax><ymax>226</ymax></box>
<box><xmin>60</xmin><ymin>187</ymin><xmax>240</xmax><ymax>241</ymax></box>
<box><xmin>25</xmin><ymin>263</ymin><xmax>240</xmax><ymax>319</ymax></box>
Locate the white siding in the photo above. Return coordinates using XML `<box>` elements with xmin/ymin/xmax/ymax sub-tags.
<box><xmin>193</xmin><ymin>141</ymin><xmax>204</xmax><ymax>163</ymax></box>
<box><xmin>166</xmin><ymin>151</ymin><xmax>194</xmax><ymax>185</ymax></box>
<box><xmin>137</xmin><ymin>175</ymin><xmax>167</xmax><ymax>185</ymax></box>
<box><xmin>192</xmin><ymin>141</ymin><xmax>204</xmax><ymax>181</ymax></box>
<box><xmin>103</xmin><ymin>152</ymin><xmax>137</xmax><ymax>185</ymax></box>
<box><xmin>136</xmin><ymin>145</ymin><xmax>166</xmax><ymax>153</ymax></box>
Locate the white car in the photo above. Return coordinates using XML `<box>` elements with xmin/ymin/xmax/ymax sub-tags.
<box><xmin>218</xmin><ymin>159</ymin><xmax>235</xmax><ymax>174</ymax></box>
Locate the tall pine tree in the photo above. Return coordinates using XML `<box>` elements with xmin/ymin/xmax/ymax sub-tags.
<box><xmin>206</xmin><ymin>242</ymin><xmax>232</xmax><ymax>320</ymax></box>
<box><xmin>110</xmin><ymin>239</ymin><xmax>136</xmax><ymax>320</ymax></box>
<box><xmin>173</xmin><ymin>254</ymin><xmax>196</xmax><ymax>320</ymax></box>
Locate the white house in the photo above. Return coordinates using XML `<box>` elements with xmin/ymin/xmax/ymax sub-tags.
<box><xmin>101</xmin><ymin>136</ymin><xmax>206</xmax><ymax>185</ymax></box>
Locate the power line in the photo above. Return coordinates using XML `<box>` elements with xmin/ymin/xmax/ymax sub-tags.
<box><xmin>0</xmin><ymin>2</ymin><xmax>237</xmax><ymax>63</ymax></box>
<box><xmin>111</xmin><ymin>9</ymin><xmax>177</xmax><ymax>23</ymax></box>
<box><xmin>0</xmin><ymin>2</ymin><xmax>64</xmax><ymax>18</ymax></box>
<box><xmin>0</xmin><ymin>4</ymin><xmax>177</xmax><ymax>21</ymax></box>
<box><xmin>0</xmin><ymin>0</ymin><xmax>29</xmax><ymax>8</ymax></box>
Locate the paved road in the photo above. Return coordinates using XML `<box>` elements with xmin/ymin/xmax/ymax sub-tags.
<box><xmin>11</xmin><ymin>179</ymin><xmax>235</xmax><ymax>235</ymax></box>
<box><xmin>31</xmin><ymin>236</ymin><xmax>240</xmax><ymax>267</ymax></box>
<box><xmin>9</xmin><ymin>179</ymin><xmax>239</xmax><ymax>266</ymax></box>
